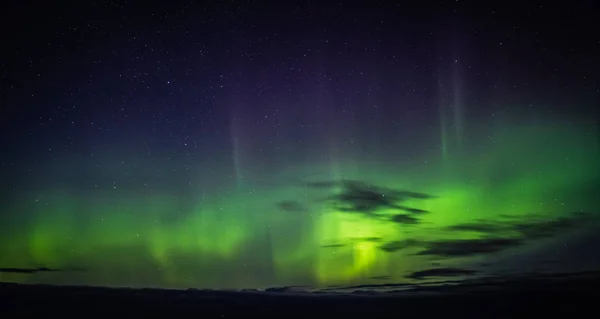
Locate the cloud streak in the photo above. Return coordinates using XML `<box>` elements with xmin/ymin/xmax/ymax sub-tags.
<box><xmin>417</xmin><ymin>238</ymin><xmax>524</xmax><ymax>257</ymax></box>
<box><xmin>377</xmin><ymin>212</ymin><xmax>598</xmax><ymax>259</ymax></box>
<box><xmin>0</xmin><ymin>267</ymin><xmax>84</xmax><ymax>274</ymax></box>
<box><xmin>406</xmin><ymin>267</ymin><xmax>477</xmax><ymax>280</ymax></box>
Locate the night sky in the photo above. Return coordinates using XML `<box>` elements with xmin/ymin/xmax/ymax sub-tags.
<box><xmin>1</xmin><ymin>1</ymin><xmax>599</xmax><ymax>290</ymax></box>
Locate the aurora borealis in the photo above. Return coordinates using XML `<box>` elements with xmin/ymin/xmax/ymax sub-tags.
<box><xmin>1</xmin><ymin>1</ymin><xmax>598</xmax><ymax>290</ymax></box>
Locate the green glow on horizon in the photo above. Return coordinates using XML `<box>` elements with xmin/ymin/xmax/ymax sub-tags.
<box><xmin>0</xmin><ymin>119</ymin><xmax>599</xmax><ymax>289</ymax></box>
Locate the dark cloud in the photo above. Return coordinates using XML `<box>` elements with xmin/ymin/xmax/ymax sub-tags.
<box><xmin>351</xmin><ymin>236</ymin><xmax>383</xmax><ymax>243</ymax></box>
<box><xmin>514</xmin><ymin>213</ymin><xmax>593</xmax><ymax>239</ymax></box>
<box><xmin>380</xmin><ymin>239</ymin><xmax>421</xmax><ymax>252</ymax></box>
<box><xmin>390</xmin><ymin>214</ymin><xmax>420</xmax><ymax>225</ymax></box>
<box><xmin>303</xmin><ymin>181</ymin><xmax>339</xmax><ymax>189</ymax></box>
<box><xmin>343</xmin><ymin>180</ymin><xmax>435</xmax><ymax>200</ymax></box>
<box><xmin>417</xmin><ymin>238</ymin><xmax>523</xmax><ymax>257</ymax></box>
<box><xmin>407</xmin><ymin>267</ymin><xmax>477</xmax><ymax>280</ymax></box>
<box><xmin>0</xmin><ymin>267</ymin><xmax>83</xmax><ymax>274</ymax></box>
<box><xmin>323</xmin><ymin>180</ymin><xmax>434</xmax><ymax>221</ymax></box>
<box><xmin>396</xmin><ymin>206</ymin><xmax>430</xmax><ymax>214</ymax></box>
<box><xmin>369</xmin><ymin>275</ymin><xmax>391</xmax><ymax>280</ymax></box>
<box><xmin>448</xmin><ymin>222</ymin><xmax>508</xmax><ymax>234</ymax></box>
<box><xmin>276</xmin><ymin>200</ymin><xmax>308</xmax><ymax>213</ymax></box>
<box><xmin>333</xmin><ymin>182</ymin><xmax>397</xmax><ymax>214</ymax></box>
<box><xmin>378</xmin><ymin>213</ymin><xmax>598</xmax><ymax>258</ymax></box>
<box><xmin>449</xmin><ymin>212</ymin><xmax>596</xmax><ymax>240</ymax></box>
<box><xmin>321</xmin><ymin>244</ymin><xmax>346</xmax><ymax>248</ymax></box>
<box><xmin>392</xmin><ymin>190</ymin><xmax>436</xmax><ymax>200</ymax></box>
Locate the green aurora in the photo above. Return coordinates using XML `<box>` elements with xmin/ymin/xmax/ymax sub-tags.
<box><xmin>1</xmin><ymin>119</ymin><xmax>599</xmax><ymax>289</ymax></box>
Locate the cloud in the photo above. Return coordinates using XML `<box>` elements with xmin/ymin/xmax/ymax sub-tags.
<box><xmin>304</xmin><ymin>180</ymin><xmax>596</xmax><ymax>262</ymax></box>
<box><xmin>351</xmin><ymin>236</ymin><xmax>383</xmax><ymax>243</ymax></box>
<box><xmin>276</xmin><ymin>200</ymin><xmax>308</xmax><ymax>213</ymax></box>
<box><xmin>514</xmin><ymin>213</ymin><xmax>593</xmax><ymax>239</ymax></box>
<box><xmin>322</xmin><ymin>180</ymin><xmax>434</xmax><ymax>219</ymax></box>
<box><xmin>396</xmin><ymin>206</ymin><xmax>430</xmax><ymax>214</ymax></box>
<box><xmin>0</xmin><ymin>267</ymin><xmax>83</xmax><ymax>274</ymax></box>
<box><xmin>448</xmin><ymin>212</ymin><xmax>596</xmax><ymax>240</ymax></box>
<box><xmin>379</xmin><ymin>239</ymin><xmax>421</xmax><ymax>252</ymax></box>
<box><xmin>369</xmin><ymin>275</ymin><xmax>391</xmax><ymax>280</ymax></box>
<box><xmin>332</xmin><ymin>181</ymin><xmax>398</xmax><ymax>214</ymax></box>
<box><xmin>303</xmin><ymin>181</ymin><xmax>340</xmax><ymax>189</ymax></box>
<box><xmin>448</xmin><ymin>222</ymin><xmax>508</xmax><ymax>234</ymax></box>
<box><xmin>389</xmin><ymin>214</ymin><xmax>420</xmax><ymax>225</ymax></box>
<box><xmin>377</xmin><ymin>212</ymin><xmax>598</xmax><ymax>259</ymax></box>
<box><xmin>416</xmin><ymin>238</ymin><xmax>523</xmax><ymax>257</ymax></box>
<box><xmin>321</xmin><ymin>244</ymin><xmax>346</xmax><ymax>248</ymax></box>
<box><xmin>406</xmin><ymin>267</ymin><xmax>477</xmax><ymax>280</ymax></box>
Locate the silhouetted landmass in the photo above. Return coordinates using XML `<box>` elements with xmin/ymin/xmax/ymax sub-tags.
<box><xmin>319</xmin><ymin>282</ymin><xmax>414</xmax><ymax>292</ymax></box>
<box><xmin>1</xmin><ymin>271</ymin><xmax>599</xmax><ymax>317</ymax></box>
<box><xmin>264</xmin><ymin>286</ymin><xmax>308</xmax><ymax>293</ymax></box>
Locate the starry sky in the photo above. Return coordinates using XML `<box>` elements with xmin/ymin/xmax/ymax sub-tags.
<box><xmin>1</xmin><ymin>1</ymin><xmax>599</xmax><ymax>290</ymax></box>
